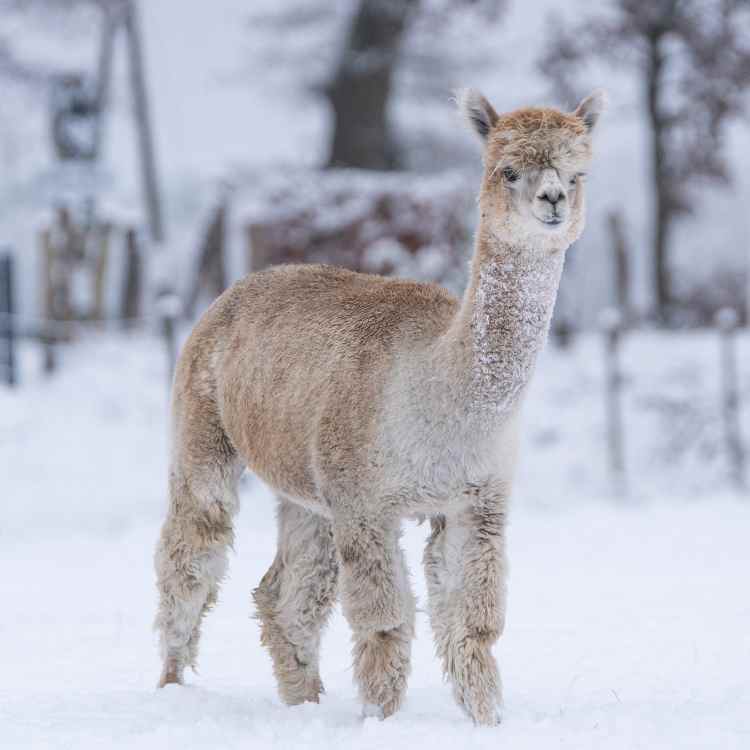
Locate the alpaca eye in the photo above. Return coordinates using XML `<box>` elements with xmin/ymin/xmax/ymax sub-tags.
<box><xmin>570</xmin><ymin>172</ymin><xmax>586</xmax><ymax>186</ymax></box>
<box><xmin>502</xmin><ymin>167</ymin><xmax>519</xmax><ymax>183</ymax></box>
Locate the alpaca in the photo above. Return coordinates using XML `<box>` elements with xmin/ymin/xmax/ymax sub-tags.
<box><xmin>154</xmin><ymin>89</ymin><xmax>605</xmax><ymax>725</ymax></box>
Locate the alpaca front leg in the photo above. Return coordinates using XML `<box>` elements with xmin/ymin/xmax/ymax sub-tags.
<box><xmin>423</xmin><ymin>492</ymin><xmax>508</xmax><ymax>726</ymax></box>
<box><xmin>333</xmin><ymin>513</ymin><xmax>415</xmax><ymax>718</ymax></box>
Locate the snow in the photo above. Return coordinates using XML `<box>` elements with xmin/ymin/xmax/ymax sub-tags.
<box><xmin>2</xmin><ymin>330</ymin><xmax>749</xmax><ymax>748</ymax></box>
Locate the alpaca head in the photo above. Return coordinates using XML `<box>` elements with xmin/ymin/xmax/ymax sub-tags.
<box><xmin>459</xmin><ymin>89</ymin><xmax>606</xmax><ymax>250</ymax></box>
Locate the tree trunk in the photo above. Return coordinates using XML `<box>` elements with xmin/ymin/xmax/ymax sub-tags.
<box><xmin>326</xmin><ymin>0</ymin><xmax>419</xmax><ymax>170</ymax></box>
<box><xmin>124</xmin><ymin>0</ymin><xmax>165</xmax><ymax>245</ymax></box>
<box><xmin>645</xmin><ymin>32</ymin><xmax>672</xmax><ymax>322</ymax></box>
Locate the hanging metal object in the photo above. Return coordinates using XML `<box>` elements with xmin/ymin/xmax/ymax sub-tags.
<box><xmin>50</xmin><ymin>73</ymin><xmax>101</xmax><ymax>163</ymax></box>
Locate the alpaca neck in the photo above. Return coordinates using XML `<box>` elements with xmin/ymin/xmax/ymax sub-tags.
<box><xmin>446</xmin><ymin>221</ymin><xmax>567</xmax><ymax>421</ymax></box>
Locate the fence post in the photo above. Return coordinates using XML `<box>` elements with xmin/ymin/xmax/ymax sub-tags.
<box><xmin>93</xmin><ymin>222</ymin><xmax>111</xmax><ymax>323</ymax></box>
<box><xmin>715</xmin><ymin>308</ymin><xmax>745</xmax><ymax>491</ymax></box>
<box><xmin>0</xmin><ymin>250</ymin><xmax>17</xmax><ymax>387</ymax></box>
<box><xmin>607</xmin><ymin>211</ymin><xmax>631</xmax><ymax>325</ymax></box>
<box><xmin>41</xmin><ymin>330</ymin><xmax>57</xmax><ymax>375</ymax></box>
<box><xmin>157</xmin><ymin>293</ymin><xmax>181</xmax><ymax>391</ymax></box>
<box><xmin>121</xmin><ymin>228</ymin><xmax>142</xmax><ymax>326</ymax></box>
<box><xmin>600</xmin><ymin>307</ymin><xmax>625</xmax><ymax>495</ymax></box>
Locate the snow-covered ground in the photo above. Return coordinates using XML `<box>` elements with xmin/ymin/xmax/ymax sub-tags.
<box><xmin>2</xmin><ymin>331</ymin><xmax>749</xmax><ymax>749</ymax></box>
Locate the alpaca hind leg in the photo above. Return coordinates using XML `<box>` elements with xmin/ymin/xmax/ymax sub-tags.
<box><xmin>423</xmin><ymin>492</ymin><xmax>508</xmax><ymax>726</ymax></box>
<box><xmin>154</xmin><ymin>420</ymin><xmax>240</xmax><ymax>688</ymax></box>
<box><xmin>334</xmin><ymin>512</ymin><xmax>415</xmax><ymax>719</ymax></box>
<box><xmin>253</xmin><ymin>499</ymin><xmax>338</xmax><ymax>704</ymax></box>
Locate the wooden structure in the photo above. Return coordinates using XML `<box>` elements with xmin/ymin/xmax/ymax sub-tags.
<box><xmin>185</xmin><ymin>198</ymin><xmax>228</xmax><ymax>318</ymax></box>
<box><xmin>245</xmin><ymin>171</ymin><xmax>471</xmax><ymax>290</ymax></box>
<box><xmin>47</xmin><ymin>0</ymin><xmax>164</xmax><ymax>246</ymax></box>
<box><xmin>40</xmin><ymin>205</ymin><xmax>118</xmax><ymax>329</ymax></box>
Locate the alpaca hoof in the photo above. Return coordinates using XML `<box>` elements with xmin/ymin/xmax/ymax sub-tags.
<box><xmin>283</xmin><ymin>694</ymin><xmax>321</xmax><ymax>706</ymax></box>
<box><xmin>362</xmin><ymin>694</ymin><xmax>403</xmax><ymax>720</ymax></box>
<box><xmin>458</xmin><ymin>694</ymin><xmax>502</xmax><ymax>727</ymax></box>
<box><xmin>157</xmin><ymin>664</ymin><xmax>183</xmax><ymax>688</ymax></box>
<box><xmin>473</xmin><ymin>708</ymin><xmax>501</xmax><ymax>727</ymax></box>
<box><xmin>304</xmin><ymin>674</ymin><xmax>325</xmax><ymax>703</ymax></box>
<box><xmin>306</xmin><ymin>677</ymin><xmax>325</xmax><ymax>703</ymax></box>
<box><xmin>462</xmin><ymin>694</ymin><xmax>502</xmax><ymax>726</ymax></box>
<box><xmin>362</xmin><ymin>703</ymin><xmax>385</xmax><ymax>720</ymax></box>
<box><xmin>281</xmin><ymin>675</ymin><xmax>325</xmax><ymax>706</ymax></box>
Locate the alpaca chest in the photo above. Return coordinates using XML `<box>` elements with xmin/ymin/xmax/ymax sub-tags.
<box><xmin>377</xmin><ymin>405</ymin><xmax>522</xmax><ymax>515</ymax></box>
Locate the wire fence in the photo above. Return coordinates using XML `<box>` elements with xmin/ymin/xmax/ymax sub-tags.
<box><xmin>597</xmin><ymin>306</ymin><xmax>746</xmax><ymax>497</ymax></box>
<box><xmin>1</xmin><ymin>309</ymin><xmax>179</xmax><ymax>388</ymax></box>
<box><xmin>1</xmin><ymin>249</ymin><xmax>746</xmax><ymax>498</ymax></box>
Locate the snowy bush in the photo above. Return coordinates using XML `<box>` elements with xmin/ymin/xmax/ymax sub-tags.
<box><xmin>237</xmin><ymin>169</ymin><xmax>473</xmax><ymax>293</ymax></box>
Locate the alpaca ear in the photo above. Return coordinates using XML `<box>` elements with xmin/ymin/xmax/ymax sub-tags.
<box><xmin>574</xmin><ymin>89</ymin><xmax>607</xmax><ymax>133</ymax></box>
<box><xmin>456</xmin><ymin>88</ymin><xmax>499</xmax><ymax>141</ymax></box>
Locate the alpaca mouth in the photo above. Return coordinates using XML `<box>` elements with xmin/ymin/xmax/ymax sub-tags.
<box><xmin>539</xmin><ymin>216</ymin><xmax>564</xmax><ymax>227</ymax></box>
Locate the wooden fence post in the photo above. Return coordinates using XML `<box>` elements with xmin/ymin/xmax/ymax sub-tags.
<box><xmin>121</xmin><ymin>228</ymin><xmax>142</xmax><ymax>326</ymax></box>
<box><xmin>41</xmin><ymin>327</ymin><xmax>57</xmax><ymax>375</ymax></box>
<box><xmin>39</xmin><ymin>228</ymin><xmax>58</xmax><ymax>373</ymax></box>
<box><xmin>157</xmin><ymin>293</ymin><xmax>181</xmax><ymax>390</ymax></box>
<box><xmin>715</xmin><ymin>308</ymin><xmax>745</xmax><ymax>491</ymax></box>
<box><xmin>0</xmin><ymin>250</ymin><xmax>17</xmax><ymax>387</ymax></box>
<box><xmin>93</xmin><ymin>223</ymin><xmax>111</xmax><ymax>322</ymax></box>
<box><xmin>600</xmin><ymin>307</ymin><xmax>625</xmax><ymax>494</ymax></box>
<box><xmin>607</xmin><ymin>210</ymin><xmax>631</xmax><ymax>325</ymax></box>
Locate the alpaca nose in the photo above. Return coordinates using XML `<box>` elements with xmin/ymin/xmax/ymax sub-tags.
<box><xmin>538</xmin><ymin>188</ymin><xmax>564</xmax><ymax>206</ymax></box>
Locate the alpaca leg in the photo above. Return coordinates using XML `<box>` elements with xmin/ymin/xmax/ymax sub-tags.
<box><xmin>423</xmin><ymin>491</ymin><xmax>508</xmax><ymax>726</ymax></box>
<box><xmin>154</xmin><ymin>418</ymin><xmax>240</xmax><ymax>688</ymax></box>
<box><xmin>253</xmin><ymin>499</ymin><xmax>339</xmax><ymax>705</ymax></box>
<box><xmin>333</xmin><ymin>512</ymin><xmax>415</xmax><ymax>719</ymax></box>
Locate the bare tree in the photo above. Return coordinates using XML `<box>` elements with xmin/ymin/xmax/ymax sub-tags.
<box><xmin>326</xmin><ymin>0</ymin><xmax>419</xmax><ymax>169</ymax></box>
<box><xmin>540</xmin><ymin>0</ymin><xmax>750</xmax><ymax>322</ymax></box>
<box><xmin>245</xmin><ymin>0</ymin><xmax>507</xmax><ymax>171</ymax></box>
